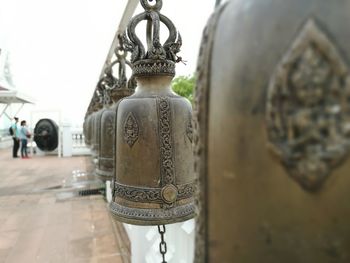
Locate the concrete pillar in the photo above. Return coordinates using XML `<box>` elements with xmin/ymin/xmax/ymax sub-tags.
<box><xmin>62</xmin><ymin>122</ymin><xmax>72</xmax><ymax>157</ymax></box>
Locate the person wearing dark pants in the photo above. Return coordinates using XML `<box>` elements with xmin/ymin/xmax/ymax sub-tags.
<box><xmin>12</xmin><ymin>138</ymin><xmax>20</xmax><ymax>157</ymax></box>
<box><xmin>19</xmin><ymin>120</ymin><xmax>31</xmax><ymax>159</ymax></box>
<box><xmin>11</xmin><ymin>117</ymin><xmax>20</xmax><ymax>158</ymax></box>
<box><xmin>20</xmin><ymin>139</ymin><xmax>28</xmax><ymax>158</ymax></box>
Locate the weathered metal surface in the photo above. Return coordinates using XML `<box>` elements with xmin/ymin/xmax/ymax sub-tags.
<box><xmin>85</xmin><ymin>89</ymin><xmax>103</xmax><ymax>156</ymax></box>
<box><xmin>193</xmin><ymin>4</ymin><xmax>227</xmax><ymax>262</ymax></box>
<box><xmin>96</xmin><ymin>105</ymin><xmax>116</xmax><ymax>181</ymax></box>
<box><xmin>194</xmin><ymin>0</ymin><xmax>350</xmax><ymax>262</ymax></box>
<box><xmin>92</xmin><ymin>109</ymin><xmax>103</xmax><ymax>158</ymax></box>
<box><xmin>34</xmin><ymin>118</ymin><xmax>59</xmax><ymax>152</ymax></box>
<box><xmin>109</xmin><ymin>0</ymin><xmax>195</xmax><ymax>225</ymax></box>
<box><xmin>83</xmin><ymin>114</ymin><xmax>92</xmax><ymax>146</ymax></box>
<box><xmin>88</xmin><ymin>112</ymin><xmax>96</xmax><ymax>151</ymax></box>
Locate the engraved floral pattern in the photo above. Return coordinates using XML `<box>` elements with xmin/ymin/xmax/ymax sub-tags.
<box><xmin>157</xmin><ymin>96</ymin><xmax>175</xmax><ymax>185</ymax></box>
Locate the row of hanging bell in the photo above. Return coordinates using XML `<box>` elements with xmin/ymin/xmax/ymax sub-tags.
<box><xmin>84</xmin><ymin>92</ymin><xmax>100</xmax><ymax>147</ymax></box>
<box><xmin>96</xmin><ymin>49</ymin><xmax>136</xmax><ymax>182</ymax></box>
<box><xmin>91</xmin><ymin>91</ymin><xmax>104</xmax><ymax>165</ymax></box>
<box><xmin>83</xmin><ymin>90</ymin><xmax>103</xmax><ymax>154</ymax></box>
<box><xmin>109</xmin><ymin>0</ymin><xmax>196</xmax><ymax>226</ymax></box>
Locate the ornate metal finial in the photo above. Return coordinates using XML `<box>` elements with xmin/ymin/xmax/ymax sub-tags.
<box><xmin>96</xmin><ymin>45</ymin><xmax>136</xmax><ymax>105</ymax></box>
<box><xmin>110</xmin><ymin>46</ymin><xmax>136</xmax><ymax>102</ymax></box>
<box><xmin>123</xmin><ymin>0</ymin><xmax>182</xmax><ymax>77</ymax></box>
<box><xmin>89</xmin><ymin>89</ymin><xmax>103</xmax><ymax>112</ymax></box>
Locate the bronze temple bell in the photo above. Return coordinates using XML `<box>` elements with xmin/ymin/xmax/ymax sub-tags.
<box><xmin>109</xmin><ymin>0</ymin><xmax>195</xmax><ymax>225</ymax></box>
<box><xmin>83</xmin><ymin>114</ymin><xmax>91</xmax><ymax>146</ymax></box>
<box><xmin>83</xmin><ymin>94</ymin><xmax>100</xmax><ymax>148</ymax></box>
<box><xmin>89</xmin><ymin>90</ymin><xmax>104</xmax><ymax>158</ymax></box>
<box><xmin>96</xmin><ymin>53</ymin><xmax>136</xmax><ymax>182</ymax></box>
<box><xmin>194</xmin><ymin>0</ymin><xmax>350</xmax><ymax>262</ymax></box>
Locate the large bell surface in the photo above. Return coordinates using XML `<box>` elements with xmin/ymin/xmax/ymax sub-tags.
<box><xmin>34</xmin><ymin>118</ymin><xmax>59</xmax><ymax>152</ymax></box>
<box><xmin>194</xmin><ymin>1</ymin><xmax>350</xmax><ymax>262</ymax></box>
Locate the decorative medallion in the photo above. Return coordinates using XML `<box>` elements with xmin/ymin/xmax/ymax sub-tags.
<box><xmin>266</xmin><ymin>19</ymin><xmax>350</xmax><ymax>191</ymax></box>
<box><xmin>161</xmin><ymin>184</ymin><xmax>178</xmax><ymax>204</ymax></box>
<box><xmin>123</xmin><ymin>112</ymin><xmax>139</xmax><ymax>148</ymax></box>
<box><xmin>157</xmin><ymin>96</ymin><xmax>176</xmax><ymax>186</ymax></box>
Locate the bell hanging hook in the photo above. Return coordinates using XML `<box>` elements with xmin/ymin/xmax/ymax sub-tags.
<box><xmin>140</xmin><ymin>0</ymin><xmax>163</xmax><ymax>12</ymax></box>
<box><xmin>115</xmin><ymin>34</ymin><xmax>127</xmax><ymax>60</ymax></box>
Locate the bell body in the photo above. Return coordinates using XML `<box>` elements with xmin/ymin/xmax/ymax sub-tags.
<box><xmin>92</xmin><ymin>109</ymin><xmax>103</xmax><ymax>159</ymax></box>
<box><xmin>83</xmin><ymin>114</ymin><xmax>92</xmax><ymax>146</ymax></box>
<box><xmin>195</xmin><ymin>0</ymin><xmax>350</xmax><ymax>262</ymax></box>
<box><xmin>89</xmin><ymin>112</ymin><xmax>96</xmax><ymax>152</ymax></box>
<box><xmin>110</xmin><ymin>76</ymin><xmax>195</xmax><ymax>225</ymax></box>
<box><xmin>96</xmin><ymin>105</ymin><xmax>116</xmax><ymax>181</ymax></box>
<box><xmin>97</xmin><ymin>90</ymin><xmax>135</xmax><ymax>182</ymax></box>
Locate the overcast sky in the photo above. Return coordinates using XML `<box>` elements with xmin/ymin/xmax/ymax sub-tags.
<box><xmin>0</xmin><ymin>0</ymin><xmax>215</xmax><ymax>126</ymax></box>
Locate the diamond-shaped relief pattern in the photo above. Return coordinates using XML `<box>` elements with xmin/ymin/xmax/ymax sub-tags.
<box><xmin>123</xmin><ymin>112</ymin><xmax>139</xmax><ymax>148</ymax></box>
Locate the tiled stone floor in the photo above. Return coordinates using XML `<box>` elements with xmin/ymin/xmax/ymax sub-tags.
<box><xmin>0</xmin><ymin>149</ymin><xmax>124</xmax><ymax>263</ymax></box>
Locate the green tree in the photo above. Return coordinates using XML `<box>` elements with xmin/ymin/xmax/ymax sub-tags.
<box><xmin>172</xmin><ymin>75</ymin><xmax>195</xmax><ymax>103</ymax></box>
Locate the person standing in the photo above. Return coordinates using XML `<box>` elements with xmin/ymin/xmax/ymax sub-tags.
<box><xmin>19</xmin><ymin>120</ymin><xmax>31</xmax><ymax>159</ymax></box>
<box><xmin>11</xmin><ymin>117</ymin><xmax>20</xmax><ymax>158</ymax></box>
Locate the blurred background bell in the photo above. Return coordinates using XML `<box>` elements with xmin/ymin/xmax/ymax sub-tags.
<box><xmin>96</xmin><ymin>54</ymin><xmax>136</xmax><ymax>182</ymax></box>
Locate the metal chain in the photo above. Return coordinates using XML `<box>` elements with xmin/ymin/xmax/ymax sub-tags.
<box><xmin>158</xmin><ymin>225</ymin><xmax>167</xmax><ymax>263</ymax></box>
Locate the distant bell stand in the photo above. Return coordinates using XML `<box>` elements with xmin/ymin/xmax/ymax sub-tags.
<box><xmin>109</xmin><ymin>0</ymin><xmax>195</xmax><ymax>226</ymax></box>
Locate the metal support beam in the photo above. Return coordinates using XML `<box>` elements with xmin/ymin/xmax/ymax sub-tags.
<box><xmin>0</xmin><ymin>103</ymin><xmax>26</xmax><ymax>121</ymax></box>
<box><xmin>14</xmin><ymin>103</ymin><xmax>25</xmax><ymax>118</ymax></box>
<box><xmin>86</xmin><ymin>0</ymin><xmax>139</xmax><ymax>116</ymax></box>
<box><xmin>215</xmin><ymin>0</ymin><xmax>221</xmax><ymax>8</ymax></box>
<box><xmin>100</xmin><ymin>0</ymin><xmax>139</xmax><ymax>79</ymax></box>
<box><xmin>0</xmin><ymin>104</ymin><xmax>9</xmax><ymax>120</ymax></box>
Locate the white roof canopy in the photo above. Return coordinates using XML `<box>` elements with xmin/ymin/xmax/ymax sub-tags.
<box><xmin>0</xmin><ymin>89</ymin><xmax>35</xmax><ymax>121</ymax></box>
<box><xmin>0</xmin><ymin>90</ymin><xmax>34</xmax><ymax>104</ymax></box>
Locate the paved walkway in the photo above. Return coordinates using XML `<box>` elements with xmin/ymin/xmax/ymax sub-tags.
<box><xmin>0</xmin><ymin>149</ymin><xmax>124</xmax><ymax>263</ymax></box>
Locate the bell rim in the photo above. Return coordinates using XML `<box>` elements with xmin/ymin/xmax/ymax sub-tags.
<box><xmin>95</xmin><ymin>168</ymin><xmax>113</xmax><ymax>182</ymax></box>
<box><xmin>108</xmin><ymin>201</ymin><xmax>195</xmax><ymax>226</ymax></box>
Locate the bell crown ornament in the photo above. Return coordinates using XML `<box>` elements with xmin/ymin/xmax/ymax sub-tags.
<box><xmin>122</xmin><ymin>0</ymin><xmax>182</xmax><ymax>77</ymax></box>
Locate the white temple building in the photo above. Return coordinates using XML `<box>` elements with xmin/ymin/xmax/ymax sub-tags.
<box><xmin>0</xmin><ymin>48</ymin><xmax>34</xmax><ymax>147</ymax></box>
